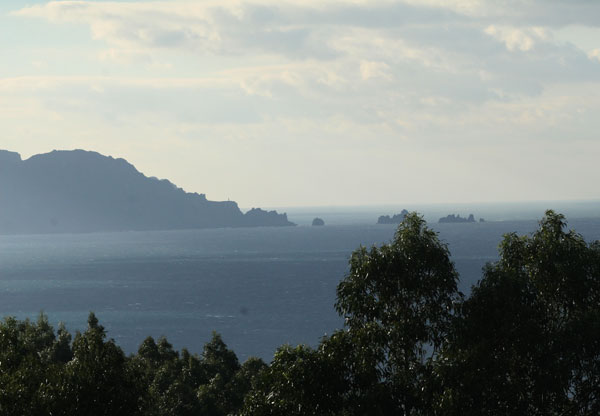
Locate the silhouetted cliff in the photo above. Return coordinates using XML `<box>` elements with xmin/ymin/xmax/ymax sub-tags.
<box><xmin>0</xmin><ymin>149</ymin><xmax>294</xmax><ymax>234</ymax></box>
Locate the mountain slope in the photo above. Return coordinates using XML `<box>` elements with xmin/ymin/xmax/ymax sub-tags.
<box><xmin>0</xmin><ymin>149</ymin><xmax>294</xmax><ymax>234</ymax></box>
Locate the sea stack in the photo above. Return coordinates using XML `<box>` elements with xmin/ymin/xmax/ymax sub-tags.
<box><xmin>312</xmin><ymin>217</ymin><xmax>325</xmax><ymax>226</ymax></box>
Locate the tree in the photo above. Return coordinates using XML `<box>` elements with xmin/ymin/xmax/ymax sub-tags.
<box><xmin>196</xmin><ymin>332</ymin><xmax>244</xmax><ymax>416</ymax></box>
<box><xmin>436</xmin><ymin>211</ymin><xmax>600</xmax><ymax>415</ymax></box>
<box><xmin>242</xmin><ymin>339</ymin><xmax>358</xmax><ymax>416</ymax></box>
<box><xmin>0</xmin><ymin>313</ymin><xmax>66</xmax><ymax>414</ymax></box>
<box><xmin>129</xmin><ymin>331</ymin><xmax>258</xmax><ymax>416</ymax></box>
<box><xmin>335</xmin><ymin>212</ymin><xmax>462</xmax><ymax>414</ymax></box>
<box><xmin>244</xmin><ymin>213</ymin><xmax>462</xmax><ymax>415</ymax></box>
<box><xmin>56</xmin><ymin>312</ymin><xmax>139</xmax><ymax>416</ymax></box>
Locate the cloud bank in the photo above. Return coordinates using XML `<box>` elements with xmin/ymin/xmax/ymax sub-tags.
<box><xmin>4</xmin><ymin>0</ymin><xmax>600</xmax><ymax>205</ymax></box>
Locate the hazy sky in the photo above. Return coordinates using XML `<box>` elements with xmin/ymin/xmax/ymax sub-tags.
<box><xmin>2</xmin><ymin>1</ymin><xmax>599</xmax><ymax>207</ymax></box>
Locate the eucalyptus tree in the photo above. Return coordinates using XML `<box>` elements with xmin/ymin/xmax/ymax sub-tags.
<box><xmin>244</xmin><ymin>213</ymin><xmax>462</xmax><ymax>415</ymax></box>
<box><xmin>436</xmin><ymin>211</ymin><xmax>600</xmax><ymax>415</ymax></box>
<box><xmin>335</xmin><ymin>212</ymin><xmax>462</xmax><ymax>414</ymax></box>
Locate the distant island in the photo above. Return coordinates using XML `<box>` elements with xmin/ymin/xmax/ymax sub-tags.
<box><xmin>377</xmin><ymin>209</ymin><xmax>409</xmax><ymax>224</ymax></box>
<box><xmin>0</xmin><ymin>149</ymin><xmax>294</xmax><ymax>234</ymax></box>
<box><xmin>312</xmin><ymin>217</ymin><xmax>325</xmax><ymax>226</ymax></box>
<box><xmin>439</xmin><ymin>214</ymin><xmax>484</xmax><ymax>223</ymax></box>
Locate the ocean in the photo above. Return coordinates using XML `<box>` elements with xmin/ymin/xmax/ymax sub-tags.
<box><xmin>1</xmin><ymin>205</ymin><xmax>599</xmax><ymax>361</ymax></box>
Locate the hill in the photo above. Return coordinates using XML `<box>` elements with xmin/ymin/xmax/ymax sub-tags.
<box><xmin>0</xmin><ymin>149</ymin><xmax>294</xmax><ymax>234</ymax></box>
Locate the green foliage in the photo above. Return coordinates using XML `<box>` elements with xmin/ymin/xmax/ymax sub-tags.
<box><xmin>196</xmin><ymin>331</ymin><xmax>245</xmax><ymax>415</ymax></box>
<box><xmin>0</xmin><ymin>313</ymin><xmax>261</xmax><ymax>416</ymax></box>
<box><xmin>130</xmin><ymin>336</ymin><xmax>201</xmax><ymax>416</ymax></box>
<box><xmin>335</xmin><ymin>212</ymin><xmax>462</xmax><ymax>413</ymax></box>
<box><xmin>242</xmin><ymin>213</ymin><xmax>463</xmax><ymax>415</ymax></box>
<box><xmin>436</xmin><ymin>210</ymin><xmax>600</xmax><ymax>415</ymax></box>
<box><xmin>129</xmin><ymin>331</ymin><xmax>260</xmax><ymax>416</ymax></box>
<box><xmin>336</xmin><ymin>213</ymin><xmax>461</xmax><ymax>351</ymax></box>
<box><xmin>0</xmin><ymin>313</ymin><xmax>65</xmax><ymax>415</ymax></box>
<box><xmin>242</xmin><ymin>342</ymin><xmax>349</xmax><ymax>416</ymax></box>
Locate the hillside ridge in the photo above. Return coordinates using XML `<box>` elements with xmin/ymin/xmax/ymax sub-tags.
<box><xmin>0</xmin><ymin>149</ymin><xmax>294</xmax><ymax>234</ymax></box>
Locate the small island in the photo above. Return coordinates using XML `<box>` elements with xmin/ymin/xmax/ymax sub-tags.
<box><xmin>377</xmin><ymin>209</ymin><xmax>409</xmax><ymax>224</ymax></box>
<box><xmin>439</xmin><ymin>214</ymin><xmax>477</xmax><ymax>223</ymax></box>
<box><xmin>312</xmin><ymin>217</ymin><xmax>325</xmax><ymax>226</ymax></box>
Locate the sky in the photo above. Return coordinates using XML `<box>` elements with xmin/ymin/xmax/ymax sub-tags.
<box><xmin>1</xmin><ymin>0</ymin><xmax>600</xmax><ymax>207</ymax></box>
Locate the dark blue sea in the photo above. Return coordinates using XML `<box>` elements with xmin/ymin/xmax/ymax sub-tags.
<box><xmin>1</xmin><ymin>205</ymin><xmax>599</xmax><ymax>361</ymax></box>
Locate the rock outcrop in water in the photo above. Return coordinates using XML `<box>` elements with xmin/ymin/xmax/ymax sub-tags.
<box><xmin>438</xmin><ymin>214</ymin><xmax>476</xmax><ymax>223</ymax></box>
<box><xmin>312</xmin><ymin>217</ymin><xmax>325</xmax><ymax>226</ymax></box>
<box><xmin>377</xmin><ymin>209</ymin><xmax>409</xmax><ymax>224</ymax></box>
<box><xmin>0</xmin><ymin>149</ymin><xmax>295</xmax><ymax>234</ymax></box>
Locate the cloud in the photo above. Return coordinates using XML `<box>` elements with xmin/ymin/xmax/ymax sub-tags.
<box><xmin>13</xmin><ymin>0</ymin><xmax>600</xmax><ymax>61</ymax></box>
<box><xmin>7</xmin><ymin>1</ymin><xmax>600</xmax><ymax>204</ymax></box>
<box><xmin>359</xmin><ymin>60</ymin><xmax>391</xmax><ymax>80</ymax></box>
<box><xmin>484</xmin><ymin>25</ymin><xmax>549</xmax><ymax>52</ymax></box>
<box><xmin>14</xmin><ymin>1</ymin><xmax>600</xmax><ymax>83</ymax></box>
<box><xmin>401</xmin><ymin>0</ymin><xmax>600</xmax><ymax>27</ymax></box>
<box><xmin>9</xmin><ymin>1</ymin><xmax>600</xmax><ymax>115</ymax></box>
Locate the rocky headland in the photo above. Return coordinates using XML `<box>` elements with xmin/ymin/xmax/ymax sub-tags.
<box><xmin>0</xmin><ymin>149</ymin><xmax>294</xmax><ymax>234</ymax></box>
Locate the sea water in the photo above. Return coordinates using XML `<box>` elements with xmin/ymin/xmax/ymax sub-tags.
<box><xmin>1</xmin><ymin>211</ymin><xmax>599</xmax><ymax>361</ymax></box>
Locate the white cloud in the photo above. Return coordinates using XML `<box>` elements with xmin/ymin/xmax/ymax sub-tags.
<box><xmin>484</xmin><ymin>25</ymin><xmax>550</xmax><ymax>51</ymax></box>
<box><xmin>10</xmin><ymin>1</ymin><xmax>600</xmax><ymax>116</ymax></box>
<box><xmin>589</xmin><ymin>49</ymin><xmax>600</xmax><ymax>62</ymax></box>
<box><xmin>359</xmin><ymin>60</ymin><xmax>391</xmax><ymax>81</ymax></box>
